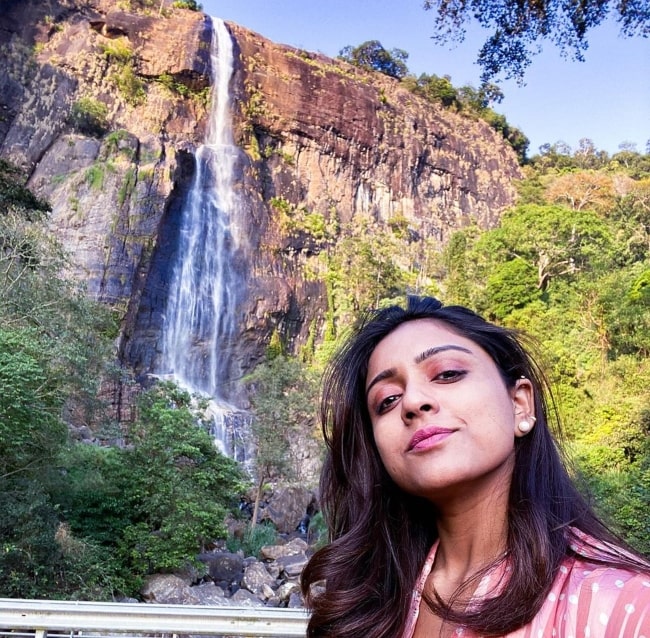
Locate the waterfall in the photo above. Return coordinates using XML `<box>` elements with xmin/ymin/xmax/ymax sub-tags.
<box><xmin>159</xmin><ymin>17</ymin><xmax>246</xmax><ymax>458</ymax></box>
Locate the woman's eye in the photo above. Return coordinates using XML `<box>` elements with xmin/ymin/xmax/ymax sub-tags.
<box><xmin>377</xmin><ymin>394</ymin><xmax>400</xmax><ymax>414</ymax></box>
<box><xmin>434</xmin><ymin>369</ymin><xmax>466</xmax><ymax>382</ymax></box>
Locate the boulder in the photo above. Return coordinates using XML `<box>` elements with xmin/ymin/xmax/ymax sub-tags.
<box><xmin>190</xmin><ymin>582</ymin><xmax>229</xmax><ymax>606</ymax></box>
<box><xmin>241</xmin><ymin>561</ymin><xmax>276</xmax><ymax>594</ymax></box>
<box><xmin>261</xmin><ymin>486</ymin><xmax>315</xmax><ymax>533</ymax></box>
<box><xmin>197</xmin><ymin>551</ymin><xmax>244</xmax><ymax>584</ymax></box>
<box><xmin>260</xmin><ymin>537</ymin><xmax>309</xmax><ymax>561</ymax></box>
<box><xmin>230</xmin><ymin>588</ymin><xmax>265</xmax><ymax>607</ymax></box>
<box><xmin>288</xmin><ymin>590</ymin><xmax>306</xmax><ymax>608</ymax></box>
<box><xmin>276</xmin><ymin>553</ymin><xmax>309</xmax><ymax>578</ymax></box>
<box><xmin>277</xmin><ymin>581</ymin><xmax>301</xmax><ymax>602</ymax></box>
<box><xmin>141</xmin><ymin>574</ymin><xmax>199</xmax><ymax>604</ymax></box>
<box><xmin>260</xmin><ymin>583</ymin><xmax>276</xmax><ymax>600</ymax></box>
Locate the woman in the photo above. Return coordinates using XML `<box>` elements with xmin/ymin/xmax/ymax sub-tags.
<box><xmin>301</xmin><ymin>296</ymin><xmax>650</xmax><ymax>637</ymax></box>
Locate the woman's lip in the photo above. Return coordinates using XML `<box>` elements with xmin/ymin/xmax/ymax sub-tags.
<box><xmin>407</xmin><ymin>427</ymin><xmax>455</xmax><ymax>451</ymax></box>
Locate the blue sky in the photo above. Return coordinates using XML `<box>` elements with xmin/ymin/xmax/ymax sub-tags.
<box><xmin>201</xmin><ymin>0</ymin><xmax>649</xmax><ymax>157</ymax></box>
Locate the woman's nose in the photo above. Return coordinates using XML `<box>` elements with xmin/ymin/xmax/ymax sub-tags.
<box><xmin>401</xmin><ymin>382</ymin><xmax>438</xmax><ymax>422</ymax></box>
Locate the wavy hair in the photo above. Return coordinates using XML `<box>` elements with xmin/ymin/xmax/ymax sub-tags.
<box><xmin>301</xmin><ymin>296</ymin><xmax>647</xmax><ymax>637</ymax></box>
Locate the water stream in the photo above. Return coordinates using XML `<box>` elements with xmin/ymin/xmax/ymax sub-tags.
<box><xmin>159</xmin><ymin>17</ymin><xmax>246</xmax><ymax>458</ymax></box>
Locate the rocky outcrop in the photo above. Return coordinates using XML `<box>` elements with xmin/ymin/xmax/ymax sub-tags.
<box><xmin>145</xmin><ymin>536</ymin><xmax>311</xmax><ymax>608</ymax></box>
<box><xmin>0</xmin><ymin>0</ymin><xmax>522</xmax><ymax>419</ymax></box>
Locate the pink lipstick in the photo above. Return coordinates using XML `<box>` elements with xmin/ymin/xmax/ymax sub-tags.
<box><xmin>408</xmin><ymin>426</ymin><xmax>454</xmax><ymax>452</ymax></box>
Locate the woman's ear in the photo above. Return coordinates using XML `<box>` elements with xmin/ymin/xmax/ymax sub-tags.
<box><xmin>512</xmin><ymin>378</ymin><xmax>535</xmax><ymax>437</ymax></box>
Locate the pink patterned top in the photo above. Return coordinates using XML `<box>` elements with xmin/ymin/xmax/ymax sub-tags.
<box><xmin>401</xmin><ymin>531</ymin><xmax>650</xmax><ymax>638</ymax></box>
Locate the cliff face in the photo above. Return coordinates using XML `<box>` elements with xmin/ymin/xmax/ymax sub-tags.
<box><xmin>0</xmin><ymin>0</ymin><xmax>522</xmax><ymax>410</ymax></box>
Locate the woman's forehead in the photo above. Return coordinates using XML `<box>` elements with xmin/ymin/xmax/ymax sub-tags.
<box><xmin>367</xmin><ymin>319</ymin><xmax>485</xmax><ymax>371</ymax></box>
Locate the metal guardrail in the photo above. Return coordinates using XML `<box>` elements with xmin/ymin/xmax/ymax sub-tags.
<box><xmin>0</xmin><ymin>599</ymin><xmax>309</xmax><ymax>638</ymax></box>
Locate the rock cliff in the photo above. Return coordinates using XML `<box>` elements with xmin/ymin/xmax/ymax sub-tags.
<box><xmin>0</xmin><ymin>0</ymin><xmax>522</xmax><ymax>414</ymax></box>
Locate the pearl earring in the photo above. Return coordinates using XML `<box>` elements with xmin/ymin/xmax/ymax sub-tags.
<box><xmin>517</xmin><ymin>415</ymin><xmax>536</xmax><ymax>434</ymax></box>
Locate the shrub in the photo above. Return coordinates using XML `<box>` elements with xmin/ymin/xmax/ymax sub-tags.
<box><xmin>172</xmin><ymin>0</ymin><xmax>203</xmax><ymax>10</ymax></box>
<box><xmin>69</xmin><ymin>98</ymin><xmax>109</xmax><ymax>137</ymax></box>
<box><xmin>100</xmin><ymin>38</ymin><xmax>133</xmax><ymax>64</ymax></box>
<box><xmin>115</xmin><ymin>65</ymin><xmax>146</xmax><ymax>105</ymax></box>
<box><xmin>225</xmin><ymin>522</ymin><xmax>278</xmax><ymax>558</ymax></box>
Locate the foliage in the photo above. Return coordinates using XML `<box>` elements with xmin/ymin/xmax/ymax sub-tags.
<box><xmin>432</xmin><ymin>151</ymin><xmax>650</xmax><ymax>550</ymax></box>
<box><xmin>0</xmin><ymin>328</ymin><xmax>68</xmax><ymax>479</ymax></box>
<box><xmin>484</xmin><ymin>258</ymin><xmax>540</xmax><ymax>320</ymax></box>
<box><xmin>326</xmin><ymin>218</ymin><xmax>411</xmax><ymax>329</ymax></box>
<box><xmin>100</xmin><ymin>38</ymin><xmax>134</xmax><ymax>64</ymax></box>
<box><xmin>471</xmin><ymin>204</ymin><xmax>615</xmax><ymax>299</ymax></box>
<box><xmin>85</xmin><ymin>163</ymin><xmax>107</xmax><ymax>190</ymax></box>
<box><xmin>596</xmin><ymin>265</ymin><xmax>650</xmax><ymax>357</ymax></box>
<box><xmin>68</xmin><ymin>98</ymin><xmax>109</xmax><ymax>137</ymax></box>
<box><xmin>269</xmin><ymin>196</ymin><xmax>337</xmax><ymax>244</ymax></box>
<box><xmin>0</xmin><ymin>167</ymin><xmax>126</xmax><ymax>599</ymax></box>
<box><xmin>244</xmin><ymin>356</ymin><xmax>320</xmax><ymax>526</ymax></box>
<box><xmin>50</xmin><ymin>382</ymin><xmax>247</xmax><ymax>589</ymax></box>
<box><xmin>0</xmin><ymin>160</ymin><xmax>51</xmax><ymax>217</ymax></box>
<box><xmin>0</xmin><ymin>481</ymin><xmax>126</xmax><ymax>599</ymax></box>
<box><xmin>339</xmin><ymin>40</ymin><xmax>409</xmax><ymax>79</ymax></box>
<box><xmin>156</xmin><ymin>72</ymin><xmax>193</xmax><ymax>98</ymax></box>
<box><xmin>172</xmin><ymin>0</ymin><xmax>203</xmax><ymax>9</ymax></box>
<box><xmin>0</xmin><ymin>175</ymin><xmax>115</xmax><ymax>433</ymax></box>
<box><xmin>115</xmin><ymin>64</ymin><xmax>146</xmax><ymax>105</ymax></box>
<box><xmin>404</xmin><ymin>73</ymin><xmax>460</xmax><ymax>108</ymax></box>
<box><xmin>478</xmin><ymin>108</ymin><xmax>529</xmax><ymax>163</ymax></box>
<box><xmin>117</xmin><ymin>382</ymin><xmax>247</xmax><ymax>574</ymax></box>
<box><xmin>422</xmin><ymin>0</ymin><xmax>649</xmax><ymax>82</ymax></box>
<box><xmin>545</xmin><ymin>170</ymin><xmax>616</xmax><ymax>212</ymax></box>
<box><xmin>99</xmin><ymin>36</ymin><xmax>146</xmax><ymax>105</ymax></box>
<box><xmin>529</xmin><ymin>138</ymin><xmax>650</xmax><ymax>176</ymax></box>
<box><xmin>225</xmin><ymin>522</ymin><xmax>278</xmax><ymax>558</ymax></box>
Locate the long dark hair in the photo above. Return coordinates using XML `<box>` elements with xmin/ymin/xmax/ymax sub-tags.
<box><xmin>301</xmin><ymin>296</ymin><xmax>648</xmax><ymax>637</ymax></box>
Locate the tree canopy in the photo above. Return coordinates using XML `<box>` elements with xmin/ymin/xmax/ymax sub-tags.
<box><xmin>338</xmin><ymin>40</ymin><xmax>409</xmax><ymax>79</ymax></box>
<box><xmin>422</xmin><ymin>0</ymin><xmax>650</xmax><ymax>82</ymax></box>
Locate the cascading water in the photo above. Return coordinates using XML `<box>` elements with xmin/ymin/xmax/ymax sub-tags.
<box><xmin>159</xmin><ymin>17</ymin><xmax>247</xmax><ymax>458</ymax></box>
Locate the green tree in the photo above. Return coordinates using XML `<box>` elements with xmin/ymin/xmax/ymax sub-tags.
<box><xmin>404</xmin><ymin>73</ymin><xmax>460</xmax><ymax>108</ymax></box>
<box><xmin>0</xmin><ymin>481</ymin><xmax>119</xmax><ymax>599</ymax></box>
<box><xmin>484</xmin><ymin>258</ymin><xmax>540</xmax><ymax>319</ymax></box>
<box><xmin>326</xmin><ymin>219</ymin><xmax>410</xmax><ymax>332</ymax></box>
<box><xmin>339</xmin><ymin>40</ymin><xmax>409</xmax><ymax>79</ymax></box>
<box><xmin>0</xmin><ymin>329</ymin><xmax>67</xmax><ymax>479</ymax></box>
<box><xmin>597</xmin><ymin>265</ymin><xmax>650</xmax><ymax>357</ymax></box>
<box><xmin>609</xmin><ymin>146</ymin><xmax>650</xmax><ymax>178</ymax></box>
<box><xmin>245</xmin><ymin>356</ymin><xmax>320</xmax><ymax>529</ymax></box>
<box><xmin>54</xmin><ymin>383</ymin><xmax>247</xmax><ymax>585</ymax></box>
<box><xmin>473</xmin><ymin>204</ymin><xmax>615</xmax><ymax>293</ymax></box>
<box><xmin>422</xmin><ymin>0</ymin><xmax>649</xmax><ymax>82</ymax></box>
<box><xmin>441</xmin><ymin>229</ymin><xmax>475</xmax><ymax>306</ymax></box>
<box><xmin>118</xmin><ymin>382</ymin><xmax>246</xmax><ymax>574</ymax></box>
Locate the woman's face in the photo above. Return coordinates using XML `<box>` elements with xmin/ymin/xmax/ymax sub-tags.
<box><xmin>365</xmin><ymin>319</ymin><xmax>533</xmax><ymax>504</ymax></box>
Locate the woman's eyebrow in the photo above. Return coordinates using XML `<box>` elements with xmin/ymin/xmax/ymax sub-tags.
<box><xmin>414</xmin><ymin>344</ymin><xmax>472</xmax><ymax>364</ymax></box>
<box><xmin>366</xmin><ymin>345</ymin><xmax>473</xmax><ymax>397</ymax></box>
<box><xmin>366</xmin><ymin>368</ymin><xmax>396</xmax><ymax>398</ymax></box>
